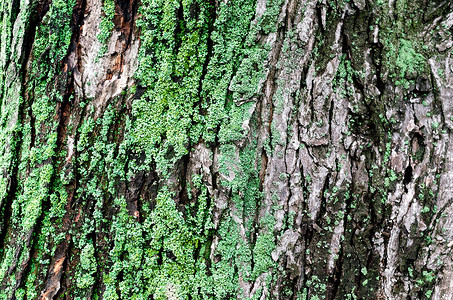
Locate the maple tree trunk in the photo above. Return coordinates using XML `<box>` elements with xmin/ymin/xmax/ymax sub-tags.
<box><xmin>0</xmin><ymin>0</ymin><xmax>453</xmax><ymax>299</ymax></box>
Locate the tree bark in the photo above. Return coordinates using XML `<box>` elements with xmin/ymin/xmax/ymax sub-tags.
<box><xmin>0</xmin><ymin>0</ymin><xmax>453</xmax><ymax>299</ymax></box>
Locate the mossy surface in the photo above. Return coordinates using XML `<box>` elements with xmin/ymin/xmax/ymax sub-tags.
<box><xmin>0</xmin><ymin>0</ymin><xmax>451</xmax><ymax>299</ymax></box>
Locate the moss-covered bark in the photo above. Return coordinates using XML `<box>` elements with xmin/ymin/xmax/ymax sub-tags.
<box><xmin>0</xmin><ymin>0</ymin><xmax>452</xmax><ymax>299</ymax></box>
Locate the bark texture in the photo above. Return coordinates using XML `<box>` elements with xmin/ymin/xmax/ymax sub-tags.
<box><xmin>0</xmin><ymin>0</ymin><xmax>453</xmax><ymax>299</ymax></box>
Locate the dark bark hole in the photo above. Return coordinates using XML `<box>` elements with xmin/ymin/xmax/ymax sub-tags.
<box><xmin>173</xmin><ymin>1</ymin><xmax>185</xmax><ymax>56</ymax></box>
<box><xmin>368</xmin><ymin>122</ymin><xmax>376</xmax><ymax>134</ymax></box>
<box><xmin>403</xmin><ymin>165</ymin><xmax>413</xmax><ymax>186</ymax></box>
<box><xmin>21</xmin><ymin>0</ymin><xmax>51</xmax><ymax>67</ymax></box>
<box><xmin>165</xmin><ymin>250</ymin><xmax>177</xmax><ymax>261</ymax></box>
<box><xmin>37</xmin><ymin>0</ymin><xmax>51</xmax><ymax>21</ymax></box>
<box><xmin>133</xmin><ymin>85</ymin><xmax>146</xmax><ymax>100</ymax></box>
<box><xmin>176</xmin><ymin>153</ymin><xmax>191</xmax><ymax>216</ymax></box>
<box><xmin>171</xmin><ymin>74</ymin><xmax>183</xmax><ymax>83</ymax></box>
<box><xmin>10</xmin><ymin>0</ymin><xmax>21</xmax><ymax>24</ymax></box>
<box><xmin>112</xmin><ymin>0</ymin><xmax>138</xmax><ymax>54</ymax></box>
<box><xmin>189</xmin><ymin>2</ymin><xmax>200</xmax><ymax>19</ymax></box>
<box><xmin>415</xmin><ymin>76</ymin><xmax>431</xmax><ymax>93</ymax></box>
<box><xmin>115</xmin><ymin>0</ymin><xmax>133</xmax><ymax>22</ymax></box>
<box><xmin>411</xmin><ymin>132</ymin><xmax>425</xmax><ymax>162</ymax></box>
<box><xmin>106</xmin><ymin>69</ymin><xmax>113</xmax><ymax>80</ymax></box>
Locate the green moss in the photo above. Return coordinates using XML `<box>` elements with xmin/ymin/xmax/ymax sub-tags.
<box><xmin>5</xmin><ymin>0</ymin><xmax>438</xmax><ymax>298</ymax></box>
<box><xmin>0</xmin><ymin>0</ymin><xmax>77</xmax><ymax>295</ymax></box>
<box><xmin>116</xmin><ymin>0</ymin><xmax>284</xmax><ymax>293</ymax></box>
<box><xmin>132</xmin><ymin>0</ymin><xmax>217</xmax><ymax>174</ymax></box>
<box><xmin>229</xmin><ymin>46</ymin><xmax>268</xmax><ymax>103</ymax></box>
<box><xmin>252</xmin><ymin>214</ymin><xmax>276</xmax><ymax>279</ymax></box>
<box><xmin>103</xmin><ymin>186</ymin><xmax>214</xmax><ymax>299</ymax></box>
<box><xmin>98</xmin><ymin>0</ymin><xmax>116</xmax><ymax>56</ymax></box>
<box><xmin>131</xmin><ymin>0</ymin><xmax>270</xmax><ymax>176</ymax></box>
<box><xmin>76</xmin><ymin>243</ymin><xmax>97</xmax><ymax>289</ymax></box>
<box><xmin>394</xmin><ymin>39</ymin><xmax>425</xmax><ymax>82</ymax></box>
<box><xmin>256</xmin><ymin>0</ymin><xmax>284</xmax><ymax>34</ymax></box>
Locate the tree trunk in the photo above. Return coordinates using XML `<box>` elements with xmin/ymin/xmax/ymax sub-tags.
<box><xmin>0</xmin><ymin>0</ymin><xmax>452</xmax><ymax>299</ymax></box>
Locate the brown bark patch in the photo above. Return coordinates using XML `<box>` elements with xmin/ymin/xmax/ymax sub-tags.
<box><xmin>39</xmin><ymin>243</ymin><xmax>68</xmax><ymax>300</ymax></box>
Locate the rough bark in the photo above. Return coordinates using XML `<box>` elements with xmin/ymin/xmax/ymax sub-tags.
<box><xmin>0</xmin><ymin>0</ymin><xmax>452</xmax><ymax>299</ymax></box>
